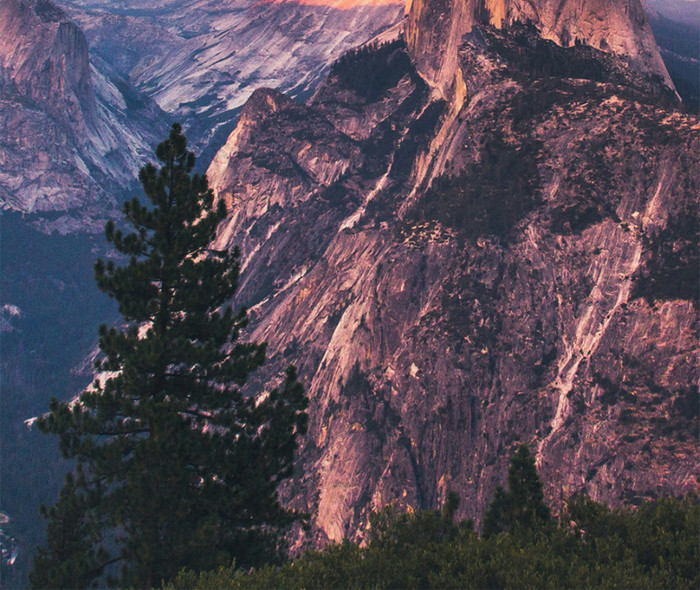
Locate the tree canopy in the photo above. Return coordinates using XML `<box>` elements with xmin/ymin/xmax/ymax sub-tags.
<box><xmin>31</xmin><ymin>124</ymin><xmax>308</xmax><ymax>589</ymax></box>
<box><xmin>171</xmin><ymin>447</ymin><xmax>698</xmax><ymax>590</ymax></box>
<box><xmin>482</xmin><ymin>443</ymin><xmax>553</xmax><ymax>538</ymax></box>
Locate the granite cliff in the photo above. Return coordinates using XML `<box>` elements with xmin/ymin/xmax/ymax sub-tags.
<box><xmin>0</xmin><ymin>1</ymin><xmax>405</xmax><ymax>581</ymax></box>
<box><xmin>0</xmin><ymin>0</ymin><xmax>405</xmax><ymax>224</ymax></box>
<box><xmin>405</xmin><ymin>0</ymin><xmax>674</xmax><ymax>98</ymax></box>
<box><xmin>0</xmin><ymin>0</ymin><xmax>168</xmax><ymax>227</ymax></box>
<box><xmin>207</xmin><ymin>4</ymin><xmax>698</xmax><ymax>544</ymax></box>
<box><xmin>57</xmin><ymin>0</ymin><xmax>406</xmax><ymax>164</ymax></box>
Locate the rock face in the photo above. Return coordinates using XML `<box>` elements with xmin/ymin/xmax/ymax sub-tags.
<box><xmin>0</xmin><ymin>2</ymin><xmax>402</xmax><ymax>580</ymax></box>
<box><xmin>1</xmin><ymin>0</ymin><xmax>404</xmax><ymax>223</ymax></box>
<box><xmin>0</xmin><ymin>0</ymin><xmax>168</xmax><ymax>225</ymax></box>
<box><xmin>58</xmin><ymin>0</ymin><xmax>406</xmax><ymax>163</ymax></box>
<box><xmin>207</xmin><ymin>13</ymin><xmax>697</xmax><ymax>545</ymax></box>
<box><xmin>405</xmin><ymin>0</ymin><xmax>673</xmax><ymax>97</ymax></box>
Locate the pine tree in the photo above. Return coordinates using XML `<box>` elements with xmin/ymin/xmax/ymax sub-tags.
<box><xmin>482</xmin><ymin>444</ymin><xmax>552</xmax><ymax>538</ymax></box>
<box><xmin>29</xmin><ymin>472</ymin><xmax>109</xmax><ymax>589</ymax></box>
<box><xmin>32</xmin><ymin>124</ymin><xmax>308</xmax><ymax>588</ymax></box>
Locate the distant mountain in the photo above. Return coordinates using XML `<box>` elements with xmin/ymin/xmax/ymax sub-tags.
<box><xmin>0</xmin><ymin>0</ymin><xmax>169</xmax><ymax>229</ymax></box>
<box><xmin>206</xmin><ymin>0</ymin><xmax>697</xmax><ymax>544</ymax></box>
<box><xmin>0</xmin><ymin>0</ymin><xmax>405</xmax><ymax>223</ymax></box>
<box><xmin>58</xmin><ymin>0</ymin><xmax>405</xmax><ymax>165</ymax></box>
<box><xmin>644</xmin><ymin>0</ymin><xmax>700</xmax><ymax>26</ymax></box>
<box><xmin>0</xmin><ymin>2</ymin><xmax>403</xmax><ymax>584</ymax></box>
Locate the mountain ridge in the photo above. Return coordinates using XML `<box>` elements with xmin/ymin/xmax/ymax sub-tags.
<box><xmin>0</xmin><ymin>0</ymin><xmax>169</xmax><ymax>227</ymax></box>
<box><xmin>206</xmin><ymin>11</ymin><xmax>698</xmax><ymax>545</ymax></box>
<box><xmin>58</xmin><ymin>0</ymin><xmax>406</xmax><ymax>164</ymax></box>
<box><xmin>405</xmin><ymin>0</ymin><xmax>674</xmax><ymax>99</ymax></box>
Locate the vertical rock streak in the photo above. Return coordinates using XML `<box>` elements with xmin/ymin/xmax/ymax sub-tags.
<box><xmin>543</xmin><ymin>164</ymin><xmax>674</xmax><ymax>448</ymax></box>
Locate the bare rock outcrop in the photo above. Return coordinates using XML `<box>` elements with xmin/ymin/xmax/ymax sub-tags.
<box><xmin>59</xmin><ymin>0</ymin><xmax>406</xmax><ymax>164</ymax></box>
<box><xmin>405</xmin><ymin>0</ymin><xmax>674</xmax><ymax>98</ymax></box>
<box><xmin>208</xmin><ymin>19</ymin><xmax>697</xmax><ymax>545</ymax></box>
<box><xmin>0</xmin><ymin>0</ymin><xmax>167</xmax><ymax>223</ymax></box>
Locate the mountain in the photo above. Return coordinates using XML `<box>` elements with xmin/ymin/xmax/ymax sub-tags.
<box><xmin>0</xmin><ymin>0</ymin><xmax>169</xmax><ymax>230</ymax></box>
<box><xmin>405</xmin><ymin>0</ymin><xmax>675</xmax><ymax>98</ymax></box>
<box><xmin>1</xmin><ymin>2</ymin><xmax>407</xmax><ymax>583</ymax></box>
<box><xmin>1</xmin><ymin>0</ymin><xmax>696</xmax><ymax>582</ymax></box>
<box><xmin>206</xmin><ymin>1</ymin><xmax>698</xmax><ymax>544</ymax></box>
<box><xmin>1</xmin><ymin>0</ymin><xmax>406</xmax><ymax>224</ymax></box>
<box><xmin>0</xmin><ymin>5</ymin><xmax>169</xmax><ymax>573</ymax></box>
<box><xmin>57</xmin><ymin>0</ymin><xmax>406</xmax><ymax>164</ymax></box>
<box><xmin>644</xmin><ymin>0</ymin><xmax>700</xmax><ymax>26</ymax></box>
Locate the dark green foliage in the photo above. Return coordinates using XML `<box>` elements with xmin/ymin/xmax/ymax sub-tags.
<box><xmin>482</xmin><ymin>21</ymin><xmax>677</xmax><ymax>103</ymax></box>
<box><xmin>506</xmin><ymin>23</ymin><xmax>606</xmax><ymax>82</ymax></box>
<box><xmin>409</xmin><ymin>133</ymin><xmax>541</xmax><ymax>241</ymax></box>
<box><xmin>172</xmin><ymin>492</ymin><xmax>476</xmax><ymax>590</ymax></box>
<box><xmin>633</xmin><ymin>205</ymin><xmax>699</xmax><ymax>304</ymax></box>
<box><xmin>482</xmin><ymin>444</ymin><xmax>553</xmax><ymax>538</ymax></box>
<box><xmin>29</xmin><ymin>473</ymin><xmax>109</xmax><ymax>589</ymax></box>
<box><xmin>32</xmin><ymin>124</ymin><xmax>308</xmax><ymax>588</ymax></box>
<box><xmin>367</xmin><ymin>491</ymin><xmax>471</xmax><ymax>550</ymax></box>
<box><xmin>330</xmin><ymin>39</ymin><xmax>413</xmax><ymax>100</ymax></box>
<box><xmin>564</xmin><ymin>494</ymin><xmax>700</xmax><ymax>587</ymax></box>
<box><xmin>171</xmin><ymin>493</ymin><xmax>699</xmax><ymax>590</ymax></box>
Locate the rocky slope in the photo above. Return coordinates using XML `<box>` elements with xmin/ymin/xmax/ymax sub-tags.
<box><xmin>207</xmin><ymin>8</ymin><xmax>698</xmax><ymax>544</ymax></box>
<box><xmin>57</xmin><ymin>0</ymin><xmax>406</xmax><ymax>163</ymax></box>
<box><xmin>405</xmin><ymin>0</ymin><xmax>674</xmax><ymax>98</ymax></box>
<box><xmin>0</xmin><ymin>0</ymin><xmax>168</xmax><ymax>227</ymax></box>
<box><xmin>0</xmin><ymin>1</ymin><xmax>404</xmax><ymax>582</ymax></box>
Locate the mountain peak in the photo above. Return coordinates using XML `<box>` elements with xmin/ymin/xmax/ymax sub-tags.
<box><xmin>406</xmin><ymin>0</ymin><xmax>674</xmax><ymax>97</ymax></box>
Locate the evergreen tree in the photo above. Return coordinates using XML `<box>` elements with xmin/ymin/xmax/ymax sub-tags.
<box><xmin>172</xmin><ymin>494</ymin><xmax>700</xmax><ymax>590</ymax></box>
<box><xmin>29</xmin><ymin>472</ymin><xmax>109</xmax><ymax>589</ymax></box>
<box><xmin>32</xmin><ymin>124</ymin><xmax>308</xmax><ymax>588</ymax></box>
<box><xmin>482</xmin><ymin>444</ymin><xmax>552</xmax><ymax>538</ymax></box>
